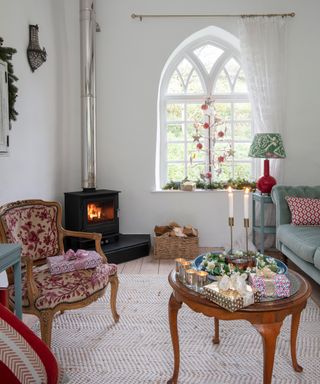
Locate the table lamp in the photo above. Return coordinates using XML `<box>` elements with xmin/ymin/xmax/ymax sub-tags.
<box><xmin>248</xmin><ymin>133</ymin><xmax>286</xmax><ymax>194</ymax></box>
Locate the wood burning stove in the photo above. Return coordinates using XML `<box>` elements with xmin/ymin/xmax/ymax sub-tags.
<box><xmin>64</xmin><ymin>189</ymin><xmax>150</xmax><ymax>264</ymax></box>
<box><xmin>64</xmin><ymin>189</ymin><xmax>120</xmax><ymax>248</ymax></box>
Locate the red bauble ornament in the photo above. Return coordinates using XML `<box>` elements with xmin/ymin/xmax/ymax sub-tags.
<box><xmin>196</xmin><ymin>143</ymin><xmax>203</xmax><ymax>150</ymax></box>
<box><xmin>218</xmin><ymin>155</ymin><xmax>225</xmax><ymax>163</ymax></box>
<box><xmin>203</xmin><ymin>122</ymin><xmax>209</xmax><ymax>129</ymax></box>
<box><xmin>217</xmin><ymin>131</ymin><xmax>224</xmax><ymax>138</ymax></box>
<box><xmin>201</xmin><ymin>104</ymin><xmax>208</xmax><ymax>110</ymax></box>
<box><xmin>206</xmin><ymin>172</ymin><xmax>212</xmax><ymax>179</ymax></box>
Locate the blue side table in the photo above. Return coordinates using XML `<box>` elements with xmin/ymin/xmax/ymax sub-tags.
<box><xmin>0</xmin><ymin>244</ymin><xmax>22</xmax><ymax>319</ymax></box>
<box><xmin>252</xmin><ymin>192</ymin><xmax>276</xmax><ymax>254</ymax></box>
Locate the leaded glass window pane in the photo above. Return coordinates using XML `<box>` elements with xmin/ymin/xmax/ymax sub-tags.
<box><xmin>167</xmin><ymin>71</ymin><xmax>184</xmax><ymax>94</ymax></box>
<box><xmin>186</xmin><ymin>70</ymin><xmax>204</xmax><ymax>94</ymax></box>
<box><xmin>194</xmin><ymin>44</ymin><xmax>224</xmax><ymax>73</ymax></box>
<box><xmin>177</xmin><ymin>59</ymin><xmax>193</xmax><ymax>86</ymax></box>
<box><xmin>214</xmin><ymin>69</ymin><xmax>231</xmax><ymax>94</ymax></box>
<box><xmin>225</xmin><ymin>58</ymin><xmax>240</xmax><ymax>86</ymax></box>
<box><xmin>234</xmin><ymin>70</ymin><xmax>248</xmax><ymax>93</ymax></box>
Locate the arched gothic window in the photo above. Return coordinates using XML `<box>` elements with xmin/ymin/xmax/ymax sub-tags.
<box><xmin>157</xmin><ymin>28</ymin><xmax>253</xmax><ymax>188</ymax></box>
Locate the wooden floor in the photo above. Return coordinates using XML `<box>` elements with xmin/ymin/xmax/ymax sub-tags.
<box><xmin>118</xmin><ymin>246</ymin><xmax>223</xmax><ymax>276</ymax></box>
<box><xmin>118</xmin><ymin>254</ymin><xmax>175</xmax><ymax>275</ymax></box>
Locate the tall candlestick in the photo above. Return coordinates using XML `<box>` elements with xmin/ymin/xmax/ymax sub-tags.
<box><xmin>228</xmin><ymin>217</ymin><xmax>234</xmax><ymax>254</ymax></box>
<box><xmin>244</xmin><ymin>187</ymin><xmax>249</xmax><ymax>219</ymax></box>
<box><xmin>228</xmin><ymin>186</ymin><xmax>234</xmax><ymax>217</ymax></box>
<box><xmin>244</xmin><ymin>218</ymin><xmax>249</xmax><ymax>255</ymax></box>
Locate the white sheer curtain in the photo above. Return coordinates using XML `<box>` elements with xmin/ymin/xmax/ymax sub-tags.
<box><xmin>239</xmin><ymin>16</ymin><xmax>287</xmax><ymax>181</ymax></box>
<box><xmin>239</xmin><ymin>16</ymin><xmax>288</xmax><ymax>250</ymax></box>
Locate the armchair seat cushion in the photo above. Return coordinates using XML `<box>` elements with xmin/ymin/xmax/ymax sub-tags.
<box><xmin>9</xmin><ymin>263</ymin><xmax>117</xmax><ymax>311</ymax></box>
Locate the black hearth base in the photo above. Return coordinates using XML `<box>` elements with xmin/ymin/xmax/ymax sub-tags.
<box><xmin>100</xmin><ymin>234</ymin><xmax>151</xmax><ymax>264</ymax></box>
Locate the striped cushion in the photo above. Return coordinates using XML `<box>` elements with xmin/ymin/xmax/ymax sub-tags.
<box><xmin>0</xmin><ymin>318</ymin><xmax>47</xmax><ymax>383</ymax></box>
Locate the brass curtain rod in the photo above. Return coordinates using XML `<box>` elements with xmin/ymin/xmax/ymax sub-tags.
<box><xmin>131</xmin><ymin>12</ymin><xmax>295</xmax><ymax>21</ymax></box>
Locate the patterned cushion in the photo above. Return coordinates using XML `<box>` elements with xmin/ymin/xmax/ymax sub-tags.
<box><xmin>0</xmin><ymin>318</ymin><xmax>47</xmax><ymax>383</ymax></box>
<box><xmin>9</xmin><ymin>263</ymin><xmax>117</xmax><ymax>311</ymax></box>
<box><xmin>2</xmin><ymin>205</ymin><xmax>60</xmax><ymax>262</ymax></box>
<box><xmin>286</xmin><ymin>196</ymin><xmax>320</xmax><ymax>225</ymax></box>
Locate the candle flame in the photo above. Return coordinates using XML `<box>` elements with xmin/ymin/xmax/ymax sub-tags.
<box><xmin>244</xmin><ymin>187</ymin><xmax>250</xmax><ymax>194</ymax></box>
<box><xmin>228</xmin><ymin>186</ymin><xmax>232</xmax><ymax>193</ymax></box>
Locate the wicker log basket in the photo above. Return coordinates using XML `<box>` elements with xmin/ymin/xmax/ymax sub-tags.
<box><xmin>153</xmin><ymin>222</ymin><xmax>199</xmax><ymax>259</ymax></box>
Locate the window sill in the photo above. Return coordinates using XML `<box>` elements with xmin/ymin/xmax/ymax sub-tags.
<box><xmin>152</xmin><ymin>189</ymin><xmax>246</xmax><ymax>193</ymax></box>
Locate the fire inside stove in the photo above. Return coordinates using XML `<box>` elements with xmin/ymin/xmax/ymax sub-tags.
<box><xmin>87</xmin><ymin>201</ymin><xmax>115</xmax><ymax>224</ymax></box>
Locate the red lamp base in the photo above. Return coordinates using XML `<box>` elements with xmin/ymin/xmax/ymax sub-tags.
<box><xmin>257</xmin><ymin>159</ymin><xmax>277</xmax><ymax>194</ymax></box>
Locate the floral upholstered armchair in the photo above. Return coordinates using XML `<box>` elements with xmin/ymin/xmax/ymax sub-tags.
<box><xmin>0</xmin><ymin>199</ymin><xmax>120</xmax><ymax>347</ymax></box>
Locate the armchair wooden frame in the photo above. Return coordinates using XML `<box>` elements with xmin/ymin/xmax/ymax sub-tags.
<box><xmin>0</xmin><ymin>199</ymin><xmax>120</xmax><ymax>347</ymax></box>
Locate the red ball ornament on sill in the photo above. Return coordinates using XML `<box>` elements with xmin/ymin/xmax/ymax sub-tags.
<box><xmin>196</xmin><ymin>143</ymin><xmax>203</xmax><ymax>150</ymax></box>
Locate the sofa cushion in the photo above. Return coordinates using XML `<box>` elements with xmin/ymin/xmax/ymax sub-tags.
<box><xmin>286</xmin><ymin>196</ymin><xmax>320</xmax><ymax>225</ymax></box>
<box><xmin>277</xmin><ymin>224</ymin><xmax>320</xmax><ymax>264</ymax></box>
<box><xmin>271</xmin><ymin>185</ymin><xmax>320</xmax><ymax>226</ymax></box>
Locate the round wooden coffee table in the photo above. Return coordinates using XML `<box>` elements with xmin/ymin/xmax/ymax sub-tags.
<box><xmin>167</xmin><ymin>269</ymin><xmax>311</xmax><ymax>384</ymax></box>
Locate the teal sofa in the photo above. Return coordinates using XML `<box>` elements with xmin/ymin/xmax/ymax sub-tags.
<box><xmin>271</xmin><ymin>185</ymin><xmax>320</xmax><ymax>285</ymax></box>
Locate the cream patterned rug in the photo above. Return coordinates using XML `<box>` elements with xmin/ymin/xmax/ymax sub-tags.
<box><xmin>33</xmin><ymin>274</ymin><xmax>320</xmax><ymax>384</ymax></box>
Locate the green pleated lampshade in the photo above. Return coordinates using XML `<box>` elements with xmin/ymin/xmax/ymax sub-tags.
<box><xmin>248</xmin><ymin>133</ymin><xmax>286</xmax><ymax>159</ymax></box>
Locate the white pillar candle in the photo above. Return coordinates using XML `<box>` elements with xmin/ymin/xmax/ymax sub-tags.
<box><xmin>228</xmin><ymin>186</ymin><xmax>234</xmax><ymax>218</ymax></box>
<box><xmin>244</xmin><ymin>188</ymin><xmax>250</xmax><ymax>219</ymax></box>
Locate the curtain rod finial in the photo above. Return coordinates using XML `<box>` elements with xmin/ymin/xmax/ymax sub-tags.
<box><xmin>131</xmin><ymin>13</ymin><xmax>143</xmax><ymax>21</ymax></box>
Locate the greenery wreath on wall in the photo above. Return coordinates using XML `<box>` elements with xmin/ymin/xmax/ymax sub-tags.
<box><xmin>0</xmin><ymin>37</ymin><xmax>18</xmax><ymax>122</ymax></box>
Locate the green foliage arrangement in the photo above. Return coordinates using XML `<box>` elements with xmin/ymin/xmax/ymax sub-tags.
<box><xmin>0</xmin><ymin>37</ymin><xmax>18</xmax><ymax>122</ymax></box>
<box><xmin>200</xmin><ymin>251</ymin><xmax>279</xmax><ymax>277</ymax></box>
<box><xmin>162</xmin><ymin>177</ymin><xmax>256</xmax><ymax>191</ymax></box>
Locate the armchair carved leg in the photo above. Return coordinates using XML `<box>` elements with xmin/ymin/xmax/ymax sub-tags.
<box><xmin>109</xmin><ymin>274</ymin><xmax>120</xmax><ymax>322</ymax></box>
<box><xmin>39</xmin><ymin>310</ymin><xmax>54</xmax><ymax>348</ymax></box>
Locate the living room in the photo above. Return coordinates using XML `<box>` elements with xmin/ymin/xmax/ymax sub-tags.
<box><xmin>0</xmin><ymin>0</ymin><xmax>319</xmax><ymax>383</ymax></box>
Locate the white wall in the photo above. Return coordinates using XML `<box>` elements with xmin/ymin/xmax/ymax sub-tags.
<box><xmin>0</xmin><ymin>0</ymin><xmax>80</xmax><ymax>204</ymax></box>
<box><xmin>1</xmin><ymin>0</ymin><xmax>320</xmax><ymax>246</ymax></box>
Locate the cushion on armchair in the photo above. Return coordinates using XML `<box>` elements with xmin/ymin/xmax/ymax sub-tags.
<box><xmin>1</xmin><ymin>204</ymin><xmax>60</xmax><ymax>262</ymax></box>
<box><xmin>9</xmin><ymin>263</ymin><xmax>117</xmax><ymax>310</ymax></box>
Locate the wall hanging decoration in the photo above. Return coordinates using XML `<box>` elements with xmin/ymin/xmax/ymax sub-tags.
<box><xmin>0</xmin><ymin>37</ymin><xmax>18</xmax><ymax>122</ymax></box>
<box><xmin>27</xmin><ymin>24</ymin><xmax>47</xmax><ymax>72</ymax></box>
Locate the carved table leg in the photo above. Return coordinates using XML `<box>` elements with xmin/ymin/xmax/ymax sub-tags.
<box><xmin>291</xmin><ymin>308</ymin><xmax>304</xmax><ymax>372</ymax></box>
<box><xmin>167</xmin><ymin>293</ymin><xmax>182</xmax><ymax>384</ymax></box>
<box><xmin>252</xmin><ymin>321</ymin><xmax>283</xmax><ymax>384</ymax></box>
<box><xmin>212</xmin><ymin>318</ymin><xmax>220</xmax><ymax>344</ymax></box>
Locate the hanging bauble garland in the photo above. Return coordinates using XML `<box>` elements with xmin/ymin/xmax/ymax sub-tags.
<box><xmin>0</xmin><ymin>37</ymin><xmax>18</xmax><ymax>122</ymax></box>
